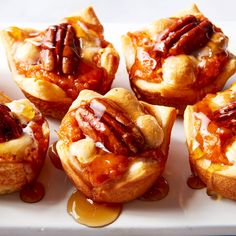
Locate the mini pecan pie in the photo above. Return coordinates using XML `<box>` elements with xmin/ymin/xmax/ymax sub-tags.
<box><xmin>0</xmin><ymin>92</ymin><xmax>49</xmax><ymax>194</ymax></box>
<box><xmin>184</xmin><ymin>83</ymin><xmax>236</xmax><ymax>200</ymax></box>
<box><xmin>122</xmin><ymin>4</ymin><xmax>236</xmax><ymax>114</ymax></box>
<box><xmin>56</xmin><ymin>88</ymin><xmax>176</xmax><ymax>202</ymax></box>
<box><xmin>1</xmin><ymin>7</ymin><xmax>119</xmax><ymax>119</ymax></box>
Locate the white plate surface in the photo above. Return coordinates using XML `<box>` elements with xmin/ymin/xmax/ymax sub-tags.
<box><xmin>0</xmin><ymin>22</ymin><xmax>236</xmax><ymax>236</ymax></box>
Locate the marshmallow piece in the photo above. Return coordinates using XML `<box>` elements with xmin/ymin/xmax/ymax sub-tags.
<box><xmin>14</xmin><ymin>41</ymin><xmax>40</xmax><ymax>64</ymax></box>
<box><xmin>136</xmin><ymin>115</ymin><xmax>164</xmax><ymax>148</ymax></box>
<box><xmin>226</xmin><ymin>141</ymin><xmax>236</xmax><ymax>163</ymax></box>
<box><xmin>162</xmin><ymin>55</ymin><xmax>197</xmax><ymax>87</ymax></box>
<box><xmin>6</xmin><ymin>99</ymin><xmax>35</xmax><ymax>123</ymax></box>
<box><xmin>70</xmin><ymin>138</ymin><xmax>96</xmax><ymax>164</ymax></box>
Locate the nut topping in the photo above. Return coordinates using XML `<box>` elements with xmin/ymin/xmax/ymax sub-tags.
<box><xmin>213</xmin><ymin>101</ymin><xmax>236</xmax><ymax>129</ymax></box>
<box><xmin>155</xmin><ymin>15</ymin><xmax>213</xmax><ymax>56</ymax></box>
<box><xmin>0</xmin><ymin>104</ymin><xmax>22</xmax><ymax>143</ymax></box>
<box><xmin>40</xmin><ymin>23</ymin><xmax>80</xmax><ymax>75</ymax></box>
<box><xmin>76</xmin><ymin>98</ymin><xmax>145</xmax><ymax>155</ymax></box>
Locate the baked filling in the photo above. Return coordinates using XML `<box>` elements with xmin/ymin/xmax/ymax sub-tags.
<box><xmin>189</xmin><ymin>84</ymin><xmax>236</xmax><ymax>167</ymax></box>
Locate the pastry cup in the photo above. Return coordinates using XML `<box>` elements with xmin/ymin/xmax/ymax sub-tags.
<box><xmin>122</xmin><ymin>4</ymin><xmax>236</xmax><ymax>114</ymax></box>
<box><xmin>57</xmin><ymin>88</ymin><xmax>176</xmax><ymax>203</ymax></box>
<box><xmin>184</xmin><ymin>83</ymin><xmax>236</xmax><ymax>200</ymax></box>
<box><xmin>0</xmin><ymin>93</ymin><xmax>49</xmax><ymax>194</ymax></box>
<box><xmin>1</xmin><ymin>6</ymin><xmax>119</xmax><ymax>119</ymax></box>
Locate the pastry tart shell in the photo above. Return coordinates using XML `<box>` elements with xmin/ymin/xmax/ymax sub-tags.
<box><xmin>122</xmin><ymin>4</ymin><xmax>236</xmax><ymax>115</ymax></box>
<box><xmin>1</xmin><ymin>7</ymin><xmax>119</xmax><ymax>119</ymax></box>
<box><xmin>0</xmin><ymin>95</ymin><xmax>50</xmax><ymax>194</ymax></box>
<box><xmin>57</xmin><ymin>88</ymin><xmax>177</xmax><ymax>202</ymax></box>
<box><xmin>184</xmin><ymin>84</ymin><xmax>236</xmax><ymax>200</ymax></box>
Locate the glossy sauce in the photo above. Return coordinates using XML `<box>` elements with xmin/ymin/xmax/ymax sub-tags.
<box><xmin>20</xmin><ymin>182</ymin><xmax>45</xmax><ymax>203</ymax></box>
<box><xmin>48</xmin><ymin>142</ymin><xmax>63</xmax><ymax>170</ymax></box>
<box><xmin>67</xmin><ymin>190</ymin><xmax>122</xmax><ymax>227</ymax></box>
<box><xmin>206</xmin><ymin>189</ymin><xmax>221</xmax><ymax>200</ymax></box>
<box><xmin>139</xmin><ymin>176</ymin><xmax>169</xmax><ymax>201</ymax></box>
<box><xmin>187</xmin><ymin>175</ymin><xmax>206</xmax><ymax>189</ymax></box>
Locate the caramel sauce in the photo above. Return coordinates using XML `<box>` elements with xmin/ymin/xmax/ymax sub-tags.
<box><xmin>67</xmin><ymin>190</ymin><xmax>122</xmax><ymax>227</ymax></box>
<box><xmin>28</xmin><ymin>108</ymin><xmax>48</xmax><ymax>150</ymax></box>
<box><xmin>19</xmin><ymin>182</ymin><xmax>45</xmax><ymax>203</ymax></box>
<box><xmin>48</xmin><ymin>142</ymin><xmax>63</xmax><ymax>170</ymax></box>
<box><xmin>139</xmin><ymin>176</ymin><xmax>169</xmax><ymax>201</ymax></box>
<box><xmin>206</xmin><ymin>189</ymin><xmax>221</xmax><ymax>200</ymax></box>
<box><xmin>187</xmin><ymin>175</ymin><xmax>206</xmax><ymax>189</ymax></box>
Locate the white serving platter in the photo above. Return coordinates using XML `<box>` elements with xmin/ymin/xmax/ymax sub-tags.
<box><xmin>0</xmin><ymin>22</ymin><xmax>236</xmax><ymax>236</ymax></box>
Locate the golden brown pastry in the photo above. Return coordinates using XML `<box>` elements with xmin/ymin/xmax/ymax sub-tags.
<box><xmin>122</xmin><ymin>4</ymin><xmax>236</xmax><ymax>114</ymax></box>
<box><xmin>0</xmin><ymin>93</ymin><xmax>49</xmax><ymax>194</ymax></box>
<box><xmin>56</xmin><ymin>88</ymin><xmax>176</xmax><ymax>203</ymax></box>
<box><xmin>184</xmin><ymin>83</ymin><xmax>236</xmax><ymax>200</ymax></box>
<box><xmin>1</xmin><ymin>6</ymin><xmax>119</xmax><ymax>119</ymax></box>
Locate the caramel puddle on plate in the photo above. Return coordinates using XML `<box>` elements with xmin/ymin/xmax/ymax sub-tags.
<box><xmin>20</xmin><ymin>182</ymin><xmax>45</xmax><ymax>203</ymax></box>
<box><xmin>187</xmin><ymin>175</ymin><xmax>222</xmax><ymax>200</ymax></box>
<box><xmin>50</xmin><ymin>142</ymin><xmax>122</xmax><ymax>227</ymax></box>
<box><xmin>48</xmin><ymin>142</ymin><xmax>63</xmax><ymax>170</ymax></box>
<box><xmin>139</xmin><ymin>176</ymin><xmax>169</xmax><ymax>201</ymax></box>
<box><xmin>187</xmin><ymin>175</ymin><xmax>206</xmax><ymax>189</ymax></box>
<box><xmin>68</xmin><ymin>190</ymin><xmax>122</xmax><ymax>227</ymax></box>
<box><xmin>19</xmin><ymin>141</ymin><xmax>60</xmax><ymax>203</ymax></box>
<box><xmin>206</xmin><ymin>189</ymin><xmax>222</xmax><ymax>200</ymax></box>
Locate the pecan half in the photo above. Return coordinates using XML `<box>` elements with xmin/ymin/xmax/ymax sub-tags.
<box><xmin>40</xmin><ymin>23</ymin><xmax>80</xmax><ymax>75</ymax></box>
<box><xmin>0</xmin><ymin>104</ymin><xmax>22</xmax><ymax>142</ymax></box>
<box><xmin>76</xmin><ymin>98</ymin><xmax>144</xmax><ymax>155</ymax></box>
<box><xmin>213</xmin><ymin>101</ymin><xmax>236</xmax><ymax>130</ymax></box>
<box><xmin>155</xmin><ymin>15</ymin><xmax>213</xmax><ymax>56</ymax></box>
